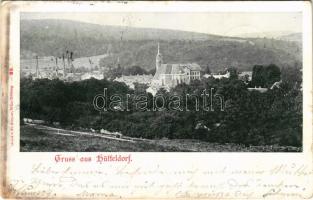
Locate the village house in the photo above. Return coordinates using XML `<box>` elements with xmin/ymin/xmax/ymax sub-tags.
<box><xmin>203</xmin><ymin>71</ymin><xmax>230</xmax><ymax>79</ymax></box>
<box><xmin>247</xmin><ymin>86</ymin><xmax>268</xmax><ymax>93</ymax></box>
<box><xmin>81</xmin><ymin>71</ymin><xmax>104</xmax><ymax>80</ymax></box>
<box><xmin>22</xmin><ymin>54</ymin><xmax>107</xmax><ymax>82</ymax></box>
<box><xmin>114</xmin><ymin>74</ymin><xmax>153</xmax><ymax>89</ymax></box>
<box><xmin>238</xmin><ymin>71</ymin><xmax>252</xmax><ymax>82</ymax></box>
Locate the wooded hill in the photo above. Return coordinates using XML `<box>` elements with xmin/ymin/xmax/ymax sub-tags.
<box><xmin>21</xmin><ymin>19</ymin><xmax>302</xmax><ymax>72</ymax></box>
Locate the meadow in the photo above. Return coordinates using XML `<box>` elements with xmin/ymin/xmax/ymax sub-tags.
<box><xmin>20</xmin><ymin>125</ymin><xmax>301</xmax><ymax>152</ymax></box>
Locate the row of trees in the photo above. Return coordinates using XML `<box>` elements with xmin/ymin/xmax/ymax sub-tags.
<box><xmin>251</xmin><ymin>64</ymin><xmax>281</xmax><ymax>87</ymax></box>
<box><xmin>204</xmin><ymin>63</ymin><xmax>281</xmax><ymax>88</ymax></box>
<box><xmin>20</xmin><ymin>64</ymin><xmax>302</xmax><ymax>147</ymax></box>
<box><xmin>99</xmin><ymin>60</ymin><xmax>155</xmax><ymax>79</ymax></box>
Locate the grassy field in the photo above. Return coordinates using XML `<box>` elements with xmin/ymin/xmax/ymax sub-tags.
<box><xmin>20</xmin><ymin>125</ymin><xmax>183</xmax><ymax>152</ymax></box>
<box><xmin>20</xmin><ymin>125</ymin><xmax>302</xmax><ymax>152</ymax></box>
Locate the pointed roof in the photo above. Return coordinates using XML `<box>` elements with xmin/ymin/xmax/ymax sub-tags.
<box><xmin>156</xmin><ymin>42</ymin><xmax>162</xmax><ymax>57</ymax></box>
<box><xmin>153</xmin><ymin>63</ymin><xmax>201</xmax><ymax>80</ymax></box>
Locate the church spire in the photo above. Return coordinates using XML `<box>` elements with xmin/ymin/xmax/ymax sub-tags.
<box><xmin>156</xmin><ymin>42</ymin><xmax>163</xmax><ymax>71</ymax></box>
<box><xmin>158</xmin><ymin>42</ymin><xmax>160</xmax><ymax>54</ymax></box>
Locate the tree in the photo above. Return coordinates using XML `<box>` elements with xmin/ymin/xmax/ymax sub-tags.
<box><xmin>251</xmin><ymin>65</ymin><xmax>266</xmax><ymax>87</ymax></box>
<box><xmin>204</xmin><ymin>65</ymin><xmax>211</xmax><ymax>74</ymax></box>
<box><xmin>281</xmin><ymin>64</ymin><xmax>302</xmax><ymax>90</ymax></box>
<box><xmin>227</xmin><ymin>67</ymin><xmax>238</xmax><ymax>79</ymax></box>
<box><xmin>148</xmin><ymin>68</ymin><xmax>156</xmax><ymax>75</ymax></box>
<box><xmin>264</xmin><ymin>64</ymin><xmax>281</xmax><ymax>87</ymax></box>
<box><xmin>251</xmin><ymin>64</ymin><xmax>281</xmax><ymax>88</ymax></box>
<box><xmin>123</xmin><ymin>66</ymin><xmax>148</xmax><ymax>76</ymax></box>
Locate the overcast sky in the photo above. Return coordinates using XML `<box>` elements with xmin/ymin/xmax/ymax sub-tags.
<box><xmin>22</xmin><ymin>12</ymin><xmax>302</xmax><ymax>37</ymax></box>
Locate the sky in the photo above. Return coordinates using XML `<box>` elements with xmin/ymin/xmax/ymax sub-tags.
<box><xmin>21</xmin><ymin>12</ymin><xmax>302</xmax><ymax>37</ymax></box>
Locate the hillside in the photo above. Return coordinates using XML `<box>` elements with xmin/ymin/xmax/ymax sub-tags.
<box><xmin>20</xmin><ymin>19</ymin><xmax>302</xmax><ymax>72</ymax></box>
<box><xmin>278</xmin><ymin>33</ymin><xmax>302</xmax><ymax>43</ymax></box>
<box><xmin>21</xmin><ymin>125</ymin><xmax>301</xmax><ymax>152</ymax></box>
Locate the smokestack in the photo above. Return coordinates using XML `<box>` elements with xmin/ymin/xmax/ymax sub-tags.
<box><xmin>35</xmin><ymin>55</ymin><xmax>39</xmax><ymax>78</ymax></box>
<box><xmin>55</xmin><ymin>57</ymin><xmax>58</xmax><ymax>75</ymax></box>
<box><xmin>89</xmin><ymin>58</ymin><xmax>93</xmax><ymax>70</ymax></box>
<box><xmin>158</xmin><ymin>42</ymin><xmax>160</xmax><ymax>54</ymax></box>
<box><xmin>66</xmin><ymin>50</ymin><xmax>70</xmax><ymax>71</ymax></box>
<box><xmin>62</xmin><ymin>53</ymin><xmax>66</xmax><ymax>78</ymax></box>
<box><xmin>70</xmin><ymin>51</ymin><xmax>75</xmax><ymax>74</ymax></box>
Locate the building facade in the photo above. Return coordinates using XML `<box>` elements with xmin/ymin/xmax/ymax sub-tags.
<box><xmin>151</xmin><ymin>43</ymin><xmax>201</xmax><ymax>88</ymax></box>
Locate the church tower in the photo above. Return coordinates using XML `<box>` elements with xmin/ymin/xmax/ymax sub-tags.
<box><xmin>156</xmin><ymin>42</ymin><xmax>163</xmax><ymax>71</ymax></box>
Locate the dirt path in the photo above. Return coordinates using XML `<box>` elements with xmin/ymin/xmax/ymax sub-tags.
<box><xmin>27</xmin><ymin>123</ymin><xmax>136</xmax><ymax>143</ymax></box>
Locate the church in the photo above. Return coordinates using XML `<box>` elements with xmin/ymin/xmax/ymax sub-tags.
<box><xmin>151</xmin><ymin>43</ymin><xmax>201</xmax><ymax>88</ymax></box>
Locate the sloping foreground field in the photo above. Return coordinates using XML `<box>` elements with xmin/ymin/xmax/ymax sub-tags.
<box><xmin>20</xmin><ymin>125</ymin><xmax>301</xmax><ymax>152</ymax></box>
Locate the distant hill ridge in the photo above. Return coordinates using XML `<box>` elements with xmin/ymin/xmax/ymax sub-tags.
<box><xmin>278</xmin><ymin>33</ymin><xmax>302</xmax><ymax>43</ymax></box>
<box><xmin>20</xmin><ymin>19</ymin><xmax>302</xmax><ymax>71</ymax></box>
<box><xmin>21</xmin><ymin>19</ymin><xmax>225</xmax><ymax>41</ymax></box>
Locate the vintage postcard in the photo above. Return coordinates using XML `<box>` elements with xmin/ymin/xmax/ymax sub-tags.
<box><xmin>1</xmin><ymin>1</ymin><xmax>312</xmax><ymax>199</ymax></box>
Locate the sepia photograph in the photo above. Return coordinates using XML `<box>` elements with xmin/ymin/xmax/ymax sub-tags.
<box><xmin>19</xmin><ymin>12</ymin><xmax>303</xmax><ymax>152</ymax></box>
<box><xmin>1</xmin><ymin>1</ymin><xmax>312</xmax><ymax>199</ymax></box>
